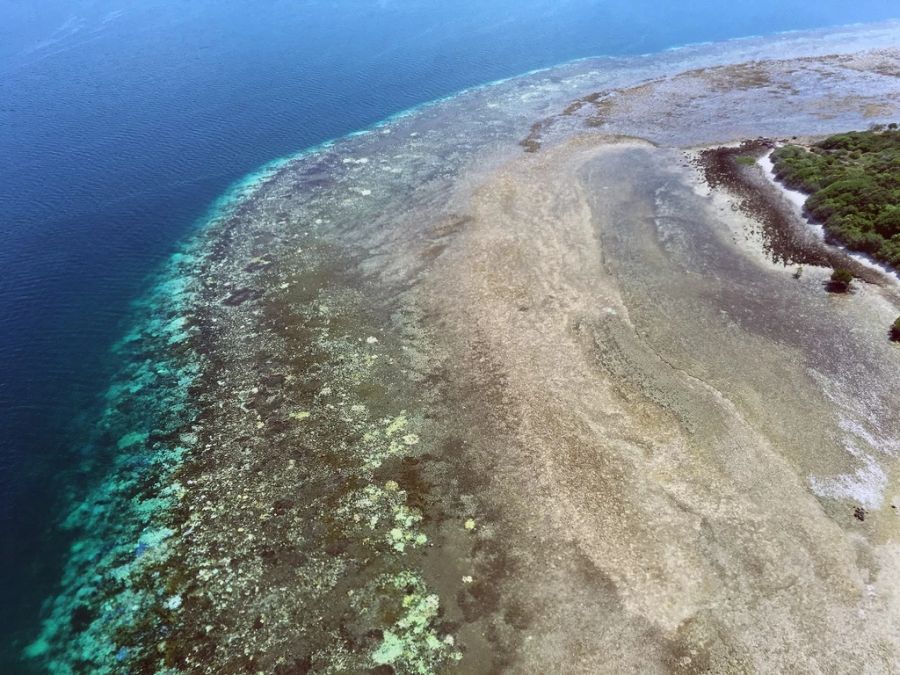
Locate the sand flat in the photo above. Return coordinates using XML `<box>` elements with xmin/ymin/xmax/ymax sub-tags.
<box><xmin>421</xmin><ymin>135</ymin><xmax>900</xmax><ymax>670</ymax></box>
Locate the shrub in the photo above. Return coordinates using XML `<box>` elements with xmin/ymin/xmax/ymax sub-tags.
<box><xmin>831</xmin><ymin>268</ymin><xmax>853</xmax><ymax>283</ymax></box>
<box><xmin>875</xmin><ymin>208</ymin><xmax>900</xmax><ymax>238</ymax></box>
<box><xmin>892</xmin><ymin>316</ymin><xmax>900</xmax><ymax>341</ymax></box>
<box><xmin>829</xmin><ymin>267</ymin><xmax>853</xmax><ymax>292</ymax></box>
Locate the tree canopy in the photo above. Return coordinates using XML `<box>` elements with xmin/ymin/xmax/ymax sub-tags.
<box><xmin>771</xmin><ymin>128</ymin><xmax>900</xmax><ymax>268</ymax></box>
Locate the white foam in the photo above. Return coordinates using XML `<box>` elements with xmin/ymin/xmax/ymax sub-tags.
<box><xmin>806</xmin><ymin>369</ymin><xmax>899</xmax><ymax>509</ymax></box>
<box><xmin>809</xmin><ymin>449</ymin><xmax>887</xmax><ymax>509</ymax></box>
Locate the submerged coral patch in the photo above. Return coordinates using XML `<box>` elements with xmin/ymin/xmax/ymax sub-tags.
<box><xmin>26</xmin><ymin>243</ymin><xmax>204</xmax><ymax>673</ymax></box>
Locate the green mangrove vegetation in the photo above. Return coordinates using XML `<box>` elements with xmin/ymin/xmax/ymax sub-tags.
<box><xmin>771</xmin><ymin>126</ymin><xmax>900</xmax><ymax>268</ymax></box>
<box><xmin>829</xmin><ymin>267</ymin><xmax>854</xmax><ymax>292</ymax></box>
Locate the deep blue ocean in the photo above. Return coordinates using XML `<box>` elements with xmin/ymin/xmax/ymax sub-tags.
<box><xmin>1</xmin><ymin>0</ymin><xmax>897</xmax><ymax>667</ymax></box>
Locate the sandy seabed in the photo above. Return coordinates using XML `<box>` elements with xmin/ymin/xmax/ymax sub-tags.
<box><xmin>30</xmin><ymin>22</ymin><xmax>900</xmax><ymax>675</ymax></box>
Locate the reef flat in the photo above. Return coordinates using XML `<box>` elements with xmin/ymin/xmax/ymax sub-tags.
<box><xmin>29</xmin><ymin>23</ymin><xmax>900</xmax><ymax>674</ymax></box>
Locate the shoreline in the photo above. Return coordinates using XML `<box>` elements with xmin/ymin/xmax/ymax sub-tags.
<box><xmin>758</xmin><ymin>147</ymin><xmax>900</xmax><ymax>286</ymax></box>
<box><xmin>693</xmin><ymin>139</ymin><xmax>885</xmax><ymax>283</ymax></box>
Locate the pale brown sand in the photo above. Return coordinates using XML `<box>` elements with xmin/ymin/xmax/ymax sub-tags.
<box><xmin>418</xmin><ymin>136</ymin><xmax>900</xmax><ymax>672</ymax></box>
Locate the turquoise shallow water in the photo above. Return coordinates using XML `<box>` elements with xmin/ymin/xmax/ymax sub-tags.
<box><xmin>19</xmin><ymin>166</ymin><xmax>285</xmax><ymax>670</ymax></box>
<box><xmin>25</xmin><ymin>253</ymin><xmax>202</xmax><ymax>668</ymax></box>
<box><xmin>2</xmin><ymin>0</ymin><xmax>899</xmax><ymax>669</ymax></box>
